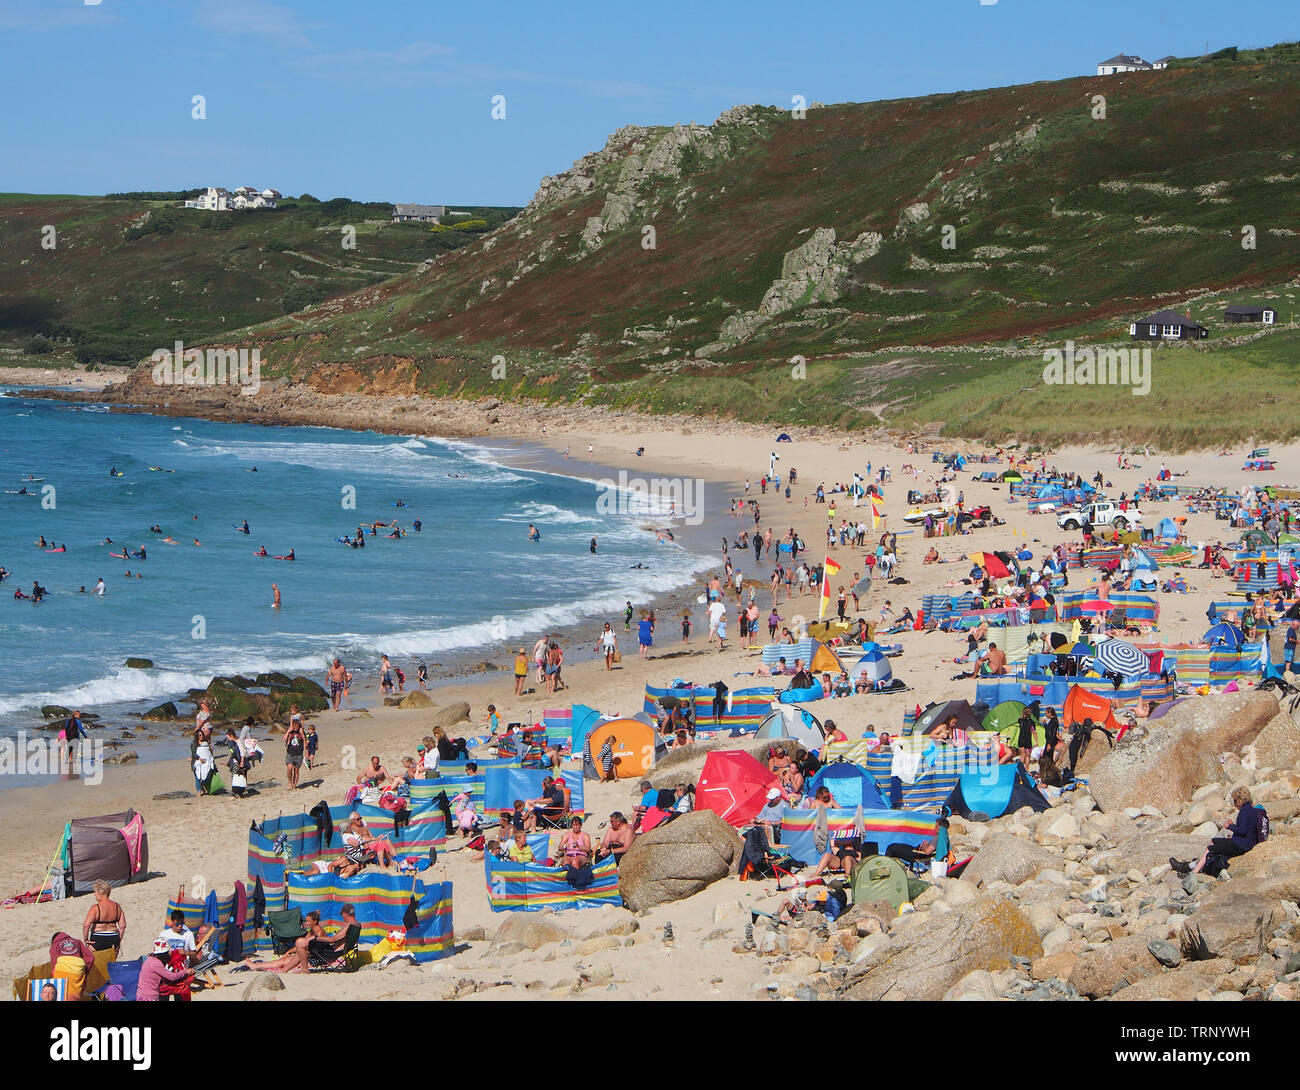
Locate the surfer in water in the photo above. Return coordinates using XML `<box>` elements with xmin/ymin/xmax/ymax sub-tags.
<box><xmin>272</xmin><ymin>583</ymin><xmax>281</xmax><ymax>609</ymax></box>
<box><xmin>239</xmin><ymin>520</ymin><xmax>250</xmax><ymax>534</ymax></box>
<box><xmin>255</xmin><ymin>546</ymin><xmax>268</xmax><ymax>556</ymax></box>
<box><xmin>590</xmin><ymin>536</ymin><xmax>598</xmax><ymax>554</ymax></box>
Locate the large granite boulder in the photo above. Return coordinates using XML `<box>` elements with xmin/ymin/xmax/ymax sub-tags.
<box><xmin>962</xmin><ymin>833</ymin><xmax>1058</xmax><ymax>887</ymax></box>
<box><xmin>430</xmin><ymin>703</ymin><xmax>471</xmax><ymax>730</ymax></box>
<box><xmin>488</xmin><ymin>911</ymin><xmax>570</xmax><ymax>953</ymax></box>
<box><xmin>617</xmin><ymin>810</ymin><xmax>741</xmax><ymax>912</ymax></box>
<box><xmin>1181</xmin><ymin>885</ymin><xmax>1286</xmax><ymax>963</ymax></box>
<box><xmin>1252</xmin><ymin>709</ymin><xmax>1300</xmax><ymax>770</ymax></box>
<box><xmin>1089</xmin><ymin>691</ymin><xmax>1278</xmax><ymax>813</ymax></box>
<box><xmin>1068</xmin><ymin>933</ymin><xmax>1161</xmax><ymax>997</ymax></box>
<box><xmin>398</xmin><ymin>690</ymin><xmax>435</xmax><ymax>709</ymax></box>
<box><xmin>842</xmin><ymin>896</ymin><xmax>1042</xmax><ymax>1002</ymax></box>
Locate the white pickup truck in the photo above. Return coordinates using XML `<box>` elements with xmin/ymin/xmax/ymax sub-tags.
<box><xmin>1057</xmin><ymin>501</ymin><xmax>1143</xmax><ymax>532</ymax></box>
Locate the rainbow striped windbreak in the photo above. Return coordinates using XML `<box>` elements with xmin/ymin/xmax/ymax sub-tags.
<box><xmin>247</xmin><ymin>800</ymin><xmax>446</xmax><ymax>910</ymax></box>
<box><xmin>778</xmin><ymin>807</ymin><xmax>937</xmax><ymax>865</ymax></box>
<box><xmin>286</xmin><ymin>870</ymin><xmax>454</xmax><ymax>962</ymax></box>
<box><xmin>410</xmin><ymin>759</ymin><xmax>522</xmax><ymax>813</ymax></box>
<box><xmin>484</xmin><ymin>854</ymin><xmax>621</xmax><ymax>912</ymax></box>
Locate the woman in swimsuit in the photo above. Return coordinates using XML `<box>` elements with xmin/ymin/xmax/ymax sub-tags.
<box><xmin>83</xmin><ymin>879</ymin><xmax>127</xmax><ymax>954</ymax></box>
<box><xmin>560</xmin><ymin>816</ymin><xmax>592</xmax><ymax>869</ymax></box>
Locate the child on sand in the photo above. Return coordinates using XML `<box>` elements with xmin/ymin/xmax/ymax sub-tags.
<box><xmin>305</xmin><ymin>723</ymin><xmax>318</xmax><ymax>770</ymax></box>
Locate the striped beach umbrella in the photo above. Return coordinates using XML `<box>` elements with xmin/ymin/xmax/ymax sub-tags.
<box><xmin>1094</xmin><ymin>638</ymin><xmax>1150</xmax><ymax>678</ymax></box>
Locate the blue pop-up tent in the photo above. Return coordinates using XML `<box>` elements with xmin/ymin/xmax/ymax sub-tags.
<box><xmin>804</xmin><ymin>761</ymin><xmax>888</xmax><ymax>810</ymax></box>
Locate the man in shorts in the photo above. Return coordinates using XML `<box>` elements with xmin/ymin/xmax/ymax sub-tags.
<box><xmin>328</xmin><ymin>658</ymin><xmax>347</xmax><ymax>711</ymax></box>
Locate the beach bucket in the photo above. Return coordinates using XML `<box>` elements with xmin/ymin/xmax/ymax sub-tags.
<box><xmin>930</xmin><ymin>860</ymin><xmax>949</xmax><ymax>880</ymax></box>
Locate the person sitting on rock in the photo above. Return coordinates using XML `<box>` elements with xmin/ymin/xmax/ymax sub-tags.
<box><xmin>1170</xmin><ymin>787</ymin><xmax>1265</xmax><ymax>876</ymax></box>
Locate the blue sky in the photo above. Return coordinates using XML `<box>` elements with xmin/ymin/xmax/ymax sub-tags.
<box><xmin>1</xmin><ymin>0</ymin><xmax>1295</xmax><ymax>206</ymax></box>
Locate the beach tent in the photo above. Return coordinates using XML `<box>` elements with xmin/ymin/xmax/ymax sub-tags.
<box><xmin>1156</xmin><ymin>518</ymin><xmax>1179</xmax><ymax>540</ymax></box>
<box><xmin>1063</xmin><ymin>684</ymin><xmax>1122</xmax><ymax>732</ymax></box>
<box><xmin>755</xmin><ymin>705</ymin><xmax>824</xmax><ymax>752</ymax></box>
<box><xmin>983</xmin><ymin>700</ymin><xmax>1044</xmax><ymax>747</ymax></box>
<box><xmin>853</xmin><ymin>645</ymin><xmax>893</xmax><ymax>686</ymax></box>
<box><xmin>696</xmin><ymin>750</ymin><xmax>780</xmax><ymax>827</ymax></box>
<box><xmin>849</xmin><ymin>855</ymin><xmax>918</xmax><ymax>913</ymax></box>
<box><xmin>60</xmin><ymin>811</ymin><xmax>149</xmax><ymax>895</ymax></box>
<box><xmin>1204</xmin><ymin>621</ymin><xmax>1246</xmax><ymax>649</ymax></box>
<box><xmin>584</xmin><ymin>717</ymin><xmax>657</xmax><ymax>780</ymax></box>
<box><xmin>804</xmin><ymin>762</ymin><xmax>887</xmax><ymax>810</ymax></box>
<box><xmin>759</xmin><ymin>638</ymin><xmax>844</xmax><ymax>675</ymax></box>
<box><xmin>1001</xmin><ymin>470</ymin><xmax>1024</xmax><ymax>483</ymax></box>
<box><xmin>946</xmin><ymin>763</ymin><xmax>1049</xmax><ymax>821</ymax></box>
<box><xmin>914</xmin><ymin>699</ymin><xmax>982</xmax><ymax>736</ymax></box>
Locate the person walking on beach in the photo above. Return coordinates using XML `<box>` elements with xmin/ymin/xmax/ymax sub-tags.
<box><xmin>624</xmin><ymin>600</ymin><xmax>633</xmax><ymax>630</ymax></box>
<box><xmin>597</xmin><ymin>623</ymin><xmax>619</xmax><ymax>670</ymax></box>
<box><xmin>284</xmin><ymin>718</ymin><xmax>306</xmax><ymax>790</ymax></box>
<box><xmin>681</xmin><ymin>610</ymin><xmax>692</xmax><ymax>644</ymax></box>
<box><xmin>638</xmin><ymin>612</ymin><xmax>654</xmax><ymax>659</ymax></box>
<box><xmin>328</xmin><ymin>658</ymin><xmax>347</xmax><ymax>711</ymax></box>
<box><xmin>514</xmin><ymin>648</ymin><xmax>528</xmax><ymax>695</ymax></box>
<box><xmin>534</xmin><ymin>636</ymin><xmax>549</xmax><ymax>684</ymax></box>
<box><xmin>379</xmin><ymin>654</ymin><xmax>394</xmax><ymax>694</ymax></box>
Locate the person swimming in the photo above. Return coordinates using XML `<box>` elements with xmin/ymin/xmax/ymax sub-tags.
<box><xmin>528</xmin><ymin>524</ymin><xmax>540</xmax><ymax>542</ymax></box>
<box><xmin>590</xmin><ymin>536</ymin><xmax>598</xmax><ymax>554</ymax></box>
<box><xmin>255</xmin><ymin>546</ymin><xmax>268</xmax><ymax>556</ymax></box>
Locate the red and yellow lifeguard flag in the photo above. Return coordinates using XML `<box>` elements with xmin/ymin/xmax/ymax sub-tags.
<box><xmin>871</xmin><ymin>494</ymin><xmax>884</xmax><ymax>530</ymax></box>
<box><xmin>819</xmin><ymin>555</ymin><xmax>842</xmax><ymax>618</ymax></box>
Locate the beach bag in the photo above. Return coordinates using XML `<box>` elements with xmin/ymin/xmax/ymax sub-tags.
<box><xmin>1255</xmin><ymin>806</ymin><xmax>1270</xmax><ymax>843</ymax></box>
<box><xmin>230</xmin><ymin>772</ymin><xmax>247</xmax><ymax>790</ymax></box>
<box><xmin>1202</xmin><ymin>850</ymin><xmax>1230</xmax><ymax>878</ymax></box>
<box><xmin>612</xmin><ymin>650</ymin><xmax>622</xmax><ymax>664</ymax></box>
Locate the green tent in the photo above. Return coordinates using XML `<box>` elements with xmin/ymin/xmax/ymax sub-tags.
<box><xmin>983</xmin><ymin>700</ymin><xmax>1045</xmax><ymax>747</ymax></box>
<box><xmin>849</xmin><ymin>855</ymin><xmax>928</xmax><ymax>912</ymax></box>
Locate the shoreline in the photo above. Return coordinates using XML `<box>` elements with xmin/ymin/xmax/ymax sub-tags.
<box><xmin>1</xmin><ymin>383</ymin><xmax>1296</xmax><ymax>1000</ymax></box>
<box><xmin>0</xmin><ymin>408</ymin><xmax>744</xmax><ymax>788</ymax></box>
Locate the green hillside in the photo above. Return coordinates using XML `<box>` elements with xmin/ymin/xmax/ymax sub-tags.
<box><xmin>0</xmin><ymin>195</ymin><xmax>519</xmax><ymax>364</ymax></box>
<box><xmin>10</xmin><ymin>43</ymin><xmax>1300</xmax><ymax>445</ymax></box>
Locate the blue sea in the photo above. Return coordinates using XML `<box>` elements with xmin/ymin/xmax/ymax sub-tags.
<box><xmin>0</xmin><ymin>391</ymin><xmax>711</xmax><ymax>730</ymax></box>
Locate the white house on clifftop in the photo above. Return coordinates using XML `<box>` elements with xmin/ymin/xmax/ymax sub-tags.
<box><xmin>1097</xmin><ymin>53</ymin><xmax>1173</xmax><ymax>74</ymax></box>
<box><xmin>184</xmin><ymin>185</ymin><xmax>280</xmax><ymax>211</ymax></box>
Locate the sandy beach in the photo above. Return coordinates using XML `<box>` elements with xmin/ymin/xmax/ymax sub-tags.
<box><xmin>2</xmin><ymin>413</ymin><xmax>1295</xmax><ymax>1001</ymax></box>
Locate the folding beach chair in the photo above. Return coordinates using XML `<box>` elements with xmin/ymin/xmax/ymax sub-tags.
<box><xmin>267</xmin><ymin>907</ymin><xmax>305</xmax><ymax>955</ymax></box>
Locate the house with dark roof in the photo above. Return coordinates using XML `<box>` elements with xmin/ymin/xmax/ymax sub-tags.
<box><xmin>1224</xmin><ymin>304</ymin><xmax>1277</xmax><ymax>325</ymax></box>
<box><xmin>1129</xmin><ymin>309</ymin><xmax>1209</xmax><ymax>341</ymax></box>
<box><xmin>393</xmin><ymin>203</ymin><xmax>446</xmax><ymax>224</ymax></box>
<box><xmin>1097</xmin><ymin>53</ymin><xmax>1171</xmax><ymax>74</ymax></box>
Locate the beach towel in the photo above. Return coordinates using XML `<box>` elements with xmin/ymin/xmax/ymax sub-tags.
<box><xmin>890</xmin><ymin>746</ymin><xmax>923</xmax><ymax>786</ymax></box>
<box><xmin>233</xmin><ymin>880</ymin><xmax>247</xmax><ymax>927</ymax></box>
